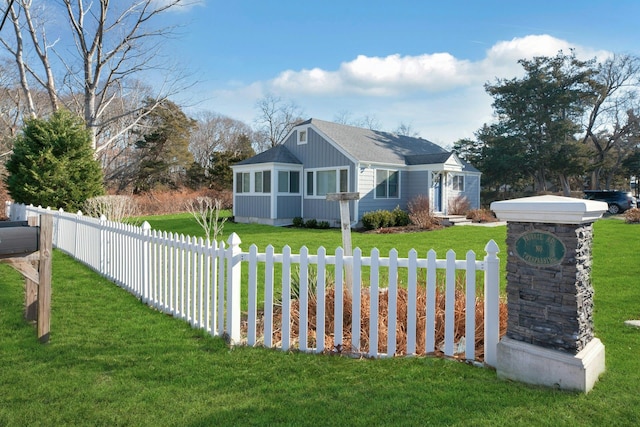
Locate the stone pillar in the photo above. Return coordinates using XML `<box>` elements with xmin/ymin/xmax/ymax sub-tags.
<box><xmin>491</xmin><ymin>195</ymin><xmax>607</xmax><ymax>393</ymax></box>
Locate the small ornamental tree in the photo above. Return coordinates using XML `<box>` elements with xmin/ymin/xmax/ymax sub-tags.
<box><xmin>5</xmin><ymin>110</ymin><xmax>104</xmax><ymax>212</ymax></box>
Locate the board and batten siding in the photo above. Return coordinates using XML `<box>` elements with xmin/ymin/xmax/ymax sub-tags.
<box><xmin>461</xmin><ymin>174</ymin><xmax>481</xmax><ymax>209</ymax></box>
<box><xmin>276</xmin><ymin>195</ymin><xmax>302</xmax><ymax>219</ymax></box>
<box><xmin>283</xmin><ymin>129</ymin><xmax>353</xmax><ymax>169</ymax></box>
<box><xmin>283</xmin><ymin>128</ymin><xmax>357</xmax><ymax>223</ymax></box>
<box><xmin>404</xmin><ymin>170</ymin><xmax>429</xmax><ymax>205</ymax></box>
<box><xmin>235</xmin><ymin>195</ymin><xmax>271</xmax><ymax>218</ymax></box>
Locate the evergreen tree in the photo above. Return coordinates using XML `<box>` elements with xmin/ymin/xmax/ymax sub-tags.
<box><xmin>208</xmin><ymin>134</ymin><xmax>255</xmax><ymax>190</ymax></box>
<box><xmin>5</xmin><ymin>110</ymin><xmax>104</xmax><ymax>212</ymax></box>
<box><xmin>133</xmin><ymin>99</ymin><xmax>195</xmax><ymax>193</ymax></box>
<box><xmin>484</xmin><ymin>50</ymin><xmax>595</xmax><ymax>194</ymax></box>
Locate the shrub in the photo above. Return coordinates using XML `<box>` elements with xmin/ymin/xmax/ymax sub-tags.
<box><xmin>466</xmin><ymin>208</ymin><xmax>498</xmax><ymax>223</ymax></box>
<box><xmin>292</xmin><ymin>216</ymin><xmax>304</xmax><ymax>227</ymax></box>
<box><xmin>83</xmin><ymin>195</ymin><xmax>139</xmax><ymax>222</ymax></box>
<box><xmin>305</xmin><ymin>218</ymin><xmax>318</xmax><ymax>229</ymax></box>
<box><xmin>362</xmin><ymin>208</ymin><xmax>412</xmax><ymax>230</ymax></box>
<box><xmin>361</xmin><ymin>210</ymin><xmax>384</xmax><ymax>230</ymax></box>
<box><xmin>5</xmin><ymin>110</ymin><xmax>104</xmax><ymax>212</ymax></box>
<box><xmin>408</xmin><ymin>195</ymin><xmax>439</xmax><ymax>229</ymax></box>
<box><xmin>392</xmin><ymin>205</ymin><xmax>410</xmax><ymax>226</ymax></box>
<box><xmin>317</xmin><ymin>221</ymin><xmax>330</xmax><ymax>229</ymax></box>
<box><xmin>185</xmin><ymin>196</ymin><xmax>227</xmax><ymax>241</ymax></box>
<box><xmin>448</xmin><ymin>195</ymin><xmax>471</xmax><ymax>215</ymax></box>
<box><xmin>624</xmin><ymin>208</ymin><xmax>640</xmax><ymax>223</ymax></box>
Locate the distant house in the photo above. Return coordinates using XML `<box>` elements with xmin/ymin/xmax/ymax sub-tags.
<box><xmin>231</xmin><ymin>118</ymin><xmax>480</xmax><ymax>226</ymax></box>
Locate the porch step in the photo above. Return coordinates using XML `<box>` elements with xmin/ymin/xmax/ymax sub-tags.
<box><xmin>438</xmin><ymin>215</ymin><xmax>472</xmax><ymax>226</ymax></box>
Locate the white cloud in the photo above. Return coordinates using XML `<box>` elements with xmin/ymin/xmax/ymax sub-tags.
<box><xmin>206</xmin><ymin>34</ymin><xmax>612</xmax><ymax>145</ymax></box>
<box><xmin>270</xmin><ymin>34</ymin><xmax>608</xmax><ymax>98</ymax></box>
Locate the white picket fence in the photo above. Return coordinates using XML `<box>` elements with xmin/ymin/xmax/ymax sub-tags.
<box><xmin>7</xmin><ymin>202</ymin><xmax>501</xmax><ymax>366</ymax></box>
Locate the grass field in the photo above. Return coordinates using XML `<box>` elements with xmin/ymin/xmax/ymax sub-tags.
<box><xmin>1</xmin><ymin>217</ymin><xmax>639</xmax><ymax>426</ymax></box>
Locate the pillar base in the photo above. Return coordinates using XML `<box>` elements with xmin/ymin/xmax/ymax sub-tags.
<box><xmin>496</xmin><ymin>337</ymin><xmax>605</xmax><ymax>393</ymax></box>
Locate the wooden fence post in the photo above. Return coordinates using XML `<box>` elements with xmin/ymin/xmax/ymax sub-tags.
<box><xmin>326</xmin><ymin>192</ymin><xmax>360</xmax><ymax>298</ymax></box>
<box><xmin>37</xmin><ymin>214</ymin><xmax>53</xmax><ymax>343</ymax></box>
<box><xmin>24</xmin><ymin>216</ymin><xmax>40</xmax><ymax>321</ymax></box>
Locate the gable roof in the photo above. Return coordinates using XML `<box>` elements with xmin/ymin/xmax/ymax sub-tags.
<box><xmin>302</xmin><ymin>118</ymin><xmax>449</xmax><ymax>166</ymax></box>
<box><xmin>234</xmin><ymin>144</ymin><xmax>301</xmax><ymax>166</ymax></box>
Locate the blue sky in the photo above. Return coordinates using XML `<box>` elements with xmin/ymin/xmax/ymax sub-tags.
<box><xmin>164</xmin><ymin>0</ymin><xmax>640</xmax><ymax>147</ymax></box>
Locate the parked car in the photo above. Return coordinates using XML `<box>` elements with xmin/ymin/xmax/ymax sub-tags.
<box><xmin>583</xmin><ymin>190</ymin><xmax>636</xmax><ymax>214</ymax></box>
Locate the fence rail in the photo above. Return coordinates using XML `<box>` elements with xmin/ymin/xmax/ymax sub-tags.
<box><xmin>7</xmin><ymin>202</ymin><xmax>500</xmax><ymax>366</ymax></box>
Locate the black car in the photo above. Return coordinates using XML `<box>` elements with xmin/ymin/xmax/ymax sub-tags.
<box><xmin>583</xmin><ymin>190</ymin><xmax>636</xmax><ymax>214</ymax></box>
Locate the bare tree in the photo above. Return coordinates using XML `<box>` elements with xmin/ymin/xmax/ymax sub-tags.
<box><xmin>394</xmin><ymin>122</ymin><xmax>420</xmax><ymax>137</ymax></box>
<box><xmin>254</xmin><ymin>93</ymin><xmax>305</xmax><ymax>150</ymax></box>
<box><xmin>332</xmin><ymin>110</ymin><xmax>381</xmax><ymax>130</ymax></box>
<box><xmin>581</xmin><ymin>54</ymin><xmax>640</xmax><ymax>188</ymax></box>
<box><xmin>190</xmin><ymin>112</ymin><xmax>255</xmax><ymax>169</ymax></box>
<box><xmin>0</xmin><ymin>0</ymin><xmax>195</xmax><ymax>152</ymax></box>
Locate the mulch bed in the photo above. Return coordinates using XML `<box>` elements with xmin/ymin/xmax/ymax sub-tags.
<box><xmin>241</xmin><ymin>287</ymin><xmax>507</xmax><ymax>363</ymax></box>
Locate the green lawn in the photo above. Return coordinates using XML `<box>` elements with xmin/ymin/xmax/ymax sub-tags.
<box><xmin>1</xmin><ymin>218</ymin><xmax>639</xmax><ymax>426</ymax></box>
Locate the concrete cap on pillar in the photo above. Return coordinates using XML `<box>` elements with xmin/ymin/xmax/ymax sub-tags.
<box><xmin>491</xmin><ymin>195</ymin><xmax>608</xmax><ymax>224</ymax></box>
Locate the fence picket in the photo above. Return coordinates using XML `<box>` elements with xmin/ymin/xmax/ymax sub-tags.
<box><xmin>369</xmin><ymin>248</ymin><xmax>380</xmax><ymax>358</ymax></box>
<box><xmin>444</xmin><ymin>249</ymin><xmax>457</xmax><ymax>356</ymax></box>
<box><xmin>334</xmin><ymin>247</ymin><xmax>344</xmax><ymax>350</ymax></box>
<box><xmin>351</xmin><ymin>248</ymin><xmax>362</xmax><ymax>353</ymax></box>
<box><xmin>216</xmin><ymin>240</ymin><xmax>225</xmax><ymax>337</ymax></box>
<box><xmin>282</xmin><ymin>245</ymin><xmax>291</xmax><ymax>351</ymax></box>
<box><xmin>388</xmin><ymin>249</ymin><xmax>399</xmax><ymax>357</ymax></box>
<box><xmin>264</xmin><ymin>245</ymin><xmax>274</xmax><ymax>348</ymax></box>
<box><xmin>426</xmin><ymin>249</ymin><xmax>437</xmax><ymax>354</ymax></box>
<box><xmin>299</xmin><ymin>246</ymin><xmax>309</xmax><ymax>352</ymax></box>
<box><xmin>407</xmin><ymin>249</ymin><xmax>417</xmax><ymax>355</ymax></box>
<box><xmin>247</xmin><ymin>245</ymin><xmax>258</xmax><ymax>345</ymax></box>
<box><xmin>316</xmin><ymin>247</ymin><xmax>326</xmax><ymax>354</ymax></box>
<box><xmin>465</xmin><ymin>250</ymin><xmax>477</xmax><ymax>360</ymax></box>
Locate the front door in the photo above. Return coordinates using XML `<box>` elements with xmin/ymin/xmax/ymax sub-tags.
<box><xmin>432</xmin><ymin>173</ymin><xmax>442</xmax><ymax>212</ymax></box>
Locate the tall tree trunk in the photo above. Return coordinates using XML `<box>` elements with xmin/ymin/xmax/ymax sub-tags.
<box><xmin>559</xmin><ymin>174</ymin><xmax>572</xmax><ymax>196</ymax></box>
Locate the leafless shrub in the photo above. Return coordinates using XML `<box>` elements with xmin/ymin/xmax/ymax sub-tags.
<box><xmin>466</xmin><ymin>209</ymin><xmax>499</xmax><ymax>223</ymax></box>
<box><xmin>448</xmin><ymin>195</ymin><xmax>471</xmax><ymax>215</ymax></box>
<box><xmin>83</xmin><ymin>195</ymin><xmax>139</xmax><ymax>222</ymax></box>
<box><xmin>624</xmin><ymin>208</ymin><xmax>640</xmax><ymax>223</ymax></box>
<box><xmin>185</xmin><ymin>196</ymin><xmax>227</xmax><ymax>241</ymax></box>
<box><xmin>408</xmin><ymin>195</ymin><xmax>440</xmax><ymax>229</ymax></box>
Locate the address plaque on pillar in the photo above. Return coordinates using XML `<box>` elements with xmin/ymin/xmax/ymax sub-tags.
<box><xmin>514</xmin><ymin>231</ymin><xmax>566</xmax><ymax>266</ymax></box>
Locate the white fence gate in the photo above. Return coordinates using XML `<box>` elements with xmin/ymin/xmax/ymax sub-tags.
<box><xmin>7</xmin><ymin>202</ymin><xmax>500</xmax><ymax>366</ymax></box>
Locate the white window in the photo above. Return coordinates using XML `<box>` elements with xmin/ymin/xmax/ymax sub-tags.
<box><xmin>254</xmin><ymin>171</ymin><xmax>271</xmax><ymax>193</ymax></box>
<box><xmin>298</xmin><ymin>129</ymin><xmax>307</xmax><ymax>145</ymax></box>
<box><xmin>375</xmin><ymin>169</ymin><xmax>399</xmax><ymax>199</ymax></box>
<box><xmin>452</xmin><ymin>175</ymin><xmax>465</xmax><ymax>192</ymax></box>
<box><xmin>278</xmin><ymin>171</ymin><xmax>300</xmax><ymax>193</ymax></box>
<box><xmin>236</xmin><ymin>172</ymin><xmax>250</xmax><ymax>193</ymax></box>
<box><xmin>305</xmin><ymin>168</ymin><xmax>348</xmax><ymax>197</ymax></box>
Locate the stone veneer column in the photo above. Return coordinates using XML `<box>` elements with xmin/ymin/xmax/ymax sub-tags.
<box><xmin>491</xmin><ymin>195</ymin><xmax>607</xmax><ymax>393</ymax></box>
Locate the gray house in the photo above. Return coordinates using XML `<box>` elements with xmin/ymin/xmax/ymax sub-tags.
<box><xmin>231</xmin><ymin>118</ymin><xmax>481</xmax><ymax>226</ymax></box>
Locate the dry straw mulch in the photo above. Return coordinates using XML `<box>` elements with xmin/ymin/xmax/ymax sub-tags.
<box><xmin>242</xmin><ymin>287</ymin><xmax>507</xmax><ymax>362</ymax></box>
